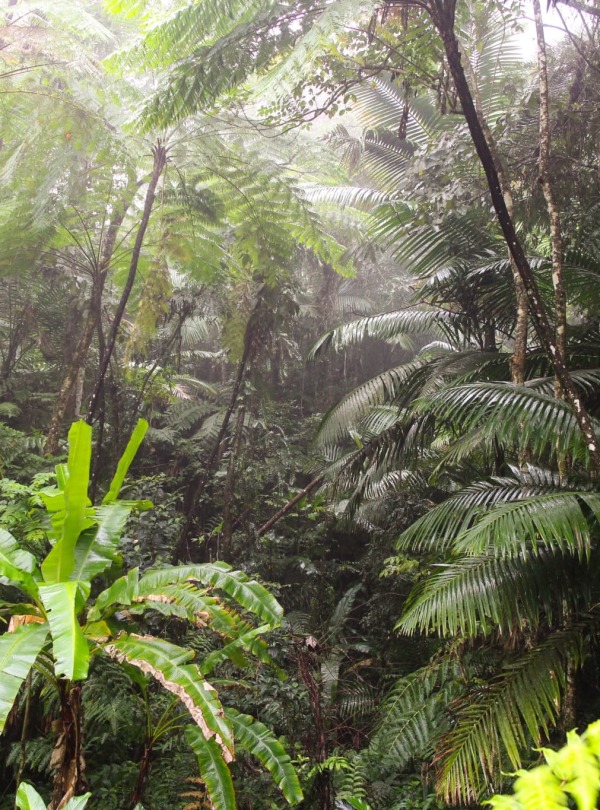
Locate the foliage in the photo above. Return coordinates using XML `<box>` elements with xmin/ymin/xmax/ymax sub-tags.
<box><xmin>16</xmin><ymin>783</ymin><xmax>90</xmax><ymax>810</ymax></box>
<box><xmin>0</xmin><ymin>420</ymin><xmax>301</xmax><ymax>809</ymax></box>
<box><xmin>486</xmin><ymin>721</ymin><xmax>600</xmax><ymax>810</ymax></box>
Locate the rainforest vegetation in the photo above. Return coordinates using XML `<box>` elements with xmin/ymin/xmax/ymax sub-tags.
<box><xmin>1</xmin><ymin>0</ymin><xmax>600</xmax><ymax>808</ymax></box>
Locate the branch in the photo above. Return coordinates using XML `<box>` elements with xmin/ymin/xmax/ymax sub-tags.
<box><xmin>555</xmin><ymin>0</ymin><xmax>600</xmax><ymax>18</ymax></box>
<box><xmin>257</xmin><ymin>475</ymin><xmax>325</xmax><ymax>536</ymax></box>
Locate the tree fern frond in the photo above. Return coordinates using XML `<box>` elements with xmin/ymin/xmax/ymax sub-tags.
<box><xmin>352</xmin><ymin>77</ymin><xmax>443</xmax><ymax>145</ymax></box>
<box><xmin>252</xmin><ymin>0</ymin><xmax>377</xmax><ymax>104</ymax></box>
<box><xmin>304</xmin><ymin>184</ymin><xmax>388</xmax><ymax>211</ymax></box>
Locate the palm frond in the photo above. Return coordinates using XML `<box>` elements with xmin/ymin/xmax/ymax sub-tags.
<box><xmin>397</xmin><ymin>548</ymin><xmax>577</xmax><ymax>638</ymax></box>
<box><xmin>368</xmin><ymin>659</ymin><xmax>462</xmax><ymax>771</ymax></box>
<box><xmin>415</xmin><ymin>382</ymin><xmax>599</xmax><ymax>464</ymax></box>
<box><xmin>435</xmin><ymin>629</ymin><xmax>584</xmax><ymax>804</ymax></box>
<box><xmin>309</xmin><ymin>308</ymin><xmax>459</xmax><ymax>358</ymax></box>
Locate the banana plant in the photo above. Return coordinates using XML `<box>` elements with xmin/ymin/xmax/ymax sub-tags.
<box><xmin>0</xmin><ymin>420</ymin><xmax>302</xmax><ymax>810</ymax></box>
<box><xmin>16</xmin><ymin>782</ymin><xmax>90</xmax><ymax>810</ymax></box>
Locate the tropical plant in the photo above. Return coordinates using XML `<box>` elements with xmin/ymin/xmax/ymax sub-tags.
<box><xmin>485</xmin><ymin>720</ymin><xmax>600</xmax><ymax>810</ymax></box>
<box><xmin>0</xmin><ymin>419</ymin><xmax>302</xmax><ymax>809</ymax></box>
<box><xmin>15</xmin><ymin>782</ymin><xmax>90</xmax><ymax>810</ymax></box>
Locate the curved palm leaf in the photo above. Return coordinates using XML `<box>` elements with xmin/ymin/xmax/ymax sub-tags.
<box><xmin>0</xmin><ymin>623</ymin><xmax>49</xmax><ymax>732</ymax></box>
<box><xmin>186</xmin><ymin>727</ymin><xmax>237</xmax><ymax>810</ymax></box>
<box><xmin>314</xmin><ymin>364</ymin><xmax>421</xmax><ymax>448</ymax></box>
<box><xmin>368</xmin><ymin>659</ymin><xmax>462</xmax><ymax>771</ymax></box>
<box><xmin>103</xmin><ymin>634</ymin><xmax>233</xmax><ymax>758</ymax></box>
<box><xmin>415</xmin><ymin>382</ymin><xmax>599</xmax><ymax>464</ymax></box>
<box><xmin>398</xmin><ymin>483</ymin><xmax>600</xmax><ymax>556</ymax></box>
<box><xmin>226</xmin><ymin>708</ymin><xmax>303</xmax><ymax>805</ymax></box>
<box><xmin>309</xmin><ymin>308</ymin><xmax>459</xmax><ymax>359</ymax></box>
<box><xmin>435</xmin><ymin>629</ymin><xmax>584</xmax><ymax>804</ymax></box>
<box><xmin>397</xmin><ymin>548</ymin><xmax>574</xmax><ymax>638</ymax></box>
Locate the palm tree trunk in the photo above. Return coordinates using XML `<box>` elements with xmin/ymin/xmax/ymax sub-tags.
<box><xmin>431</xmin><ymin>0</ymin><xmax>600</xmax><ymax>469</ymax></box>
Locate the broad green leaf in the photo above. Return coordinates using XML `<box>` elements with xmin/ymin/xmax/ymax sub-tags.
<box><xmin>71</xmin><ymin>502</ymin><xmax>132</xmax><ymax>581</ymax></box>
<box><xmin>103</xmin><ymin>419</ymin><xmax>148</xmax><ymax>504</ymax></box>
<box><xmin>544</xmin><ymin>731</ymin><xmax>600</xmax><ymax>810</ymax></box>
<box><xmin>226</xmin><ymin>709</ymin><xmax>303</xmax><ymax>805</ymax></box>
<box><xmin>103</xmin><ymin>634</ymin><xmax>233</xmax><ymax>755</ymax></box>
<box><xmin>15</xmin><ymin>783</ymin><xmax>47</xmax><ymax>810</ymax></box>
<box><xmin>136</xmin><ymin>583</ymin><xmax>241</xmax><ymax>636</ymax></box>
<box><xmin>42</xmin><ymin>421</ymin><xmax>93</xmax><ymax>583</ymax></box>
<box><xmin>88</xmin><ymin>567</ymin><xmax>140</xmax><ymax>620</ymax></box>
<box><xmin>186</xmin><ymin>727</ymin><xmax>236</xmax><ymax>810</ymax></box>
<box><xmin>508</xmin><ymin>765</ymin><xmax>568</xmax><ymax>809</ymax></box>
<box><xmin>345</xmin><ymin>800</ymin><xmax>373</xmax><ymax>810</ymax></box>
<box><xmin>39</xmin><ymin>581</ymin><xmax>91</xmax><ymax>680</ymax></box>
<box><xmin>0</xmin><ymin>623</ymin><xmax>48</xmax><ymax>731</ymax></box>
<box><xmin>63</xmin><ymin>797</ymin><xmax>92</xmax><ymax>810</ymax></box>
<box><xmin>138</xmin><ymin>562</ymin><xmax>283</xmax><ymax>626</ymax></box>
<box><xmin>16</xmin><ymin>782</ymin><xmax>92</xmax><ymax>810</ymax></box>
<box><xmin>199</xmin><ymin>624</ymin><xmax>273</xmax><ymax>675</ymax></box>
<box><xmin>0</xmin><ymin>529</ymin><xmax>38</xmax><ymax>596</ymax></box>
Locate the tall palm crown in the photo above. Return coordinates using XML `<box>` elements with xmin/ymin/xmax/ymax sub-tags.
<box><xmin>302</xmin><ymin>12</ymin><xmax>600</xmax><ymax>803</ymax></box>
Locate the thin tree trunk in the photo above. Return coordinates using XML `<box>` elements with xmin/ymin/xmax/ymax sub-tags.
<box><xmin>221</xmin><ymin>405</ymin><xmax>246</xmax><ymax>560</ymax></box>
<box><xmin>175</xmin><ymin>321</ymin><xmax>257</xmax><ymax>561</ymax></box>
<box><xmin>463</xmin><ymin>46</ymin><xmax>527</xmax><ymax>383</ymax></box>
<box><xmin>44</xmin><ymin>287</ymin><xmax>101</xmax><ymax>455</ymax></box>
<box><xmin>44</xmin><ymin>179</ymin><xmax>136</xmax><ymax>455</ymax></box>
<box><xmin>296</xmin><ymin>645</ymin><xmax>332</xmax><ymax>810</ymax></box>
<box><xmin>87</xmin><ymin>142</ymin><xmax>168</xmax><ymax>423</ymax></box>
<box><xmin>431</xmin><ymin>0</ymin><xmax>600</xmax><ymax>469</ymax></box>
<box><xmin>533</xmin><ymin>0</ymin><xmax>572</xmax><ymax>483</ymax></box>
<box><xmin>533</xmin><ymin>0</ymin><xmax>568</xmax><ymax>392</ymax></box>
<box><xmin>130</xmin><ymin>743</ymin><xmax>152</xmax><ymax>809</ymax></box>
<box><xmin>257</xmin><ymin>475</ymin><xmax>325</xmax><ymax>536</ymax></box>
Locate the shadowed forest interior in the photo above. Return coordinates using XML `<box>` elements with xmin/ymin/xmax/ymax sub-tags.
<box><xmin>2</xmin><ymin>0</ymin><xmax>600</xmax><ymax>808</ymax></box>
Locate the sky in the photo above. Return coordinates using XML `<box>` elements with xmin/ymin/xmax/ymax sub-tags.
<box><xmin>518</xmin><ymin>2</ymin><xmax>582</xmax><ymax>61</ymax></box>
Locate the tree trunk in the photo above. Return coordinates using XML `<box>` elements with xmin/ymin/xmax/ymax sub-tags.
<box><xmin>257</xmin><ymin>475</ymin><xmax>325</xmax><ymax>536</ymax></box>
<box><xmin>533</xmin><ymin>0</ymin><xmax>568</xmax><ymax>392</ymax></box>
<box><xmin>430</xmin><ymin>0</ymin><xmax>600</xmax><ymax>469</ymax></box>
<box><xmin>130</xmin><ymin>743</ymin><xmax>152</xmax><ymax>809</ymax></box>
<box><xmin>221</xmin><ymin>405</ymin><xmax>246</xmax><ymax>561</ymax></box>
<box><xmin>49</xmin><ymin>683</ymin><xmax>86</xmax><ymax>810</ymax></box>
<box><xmin>87</xmin><ymin>142</ymin><xmax>168</xmax><ymax>423</ymax></box>
<box><xmin>296</xmin><ymin>645</ymin><xmax>332</xmax><ymax>810</ymax></box>
<box><xmin>175</xmin><ymin>305</ymin><xmax>261</xmax><ymax>561</ymax></box>
<box><xmin>44</xmin><ymin>178</ymin><xmax>137</xmax><ymax>455</ymax></box>
<box><xmin>462</xmin><ymin>35</ymin><xmax>527</xmax><ymax>383</ymax></box>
